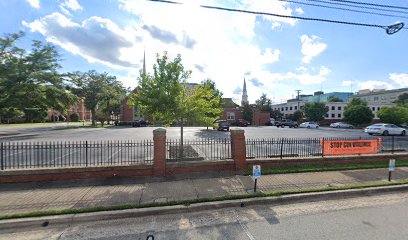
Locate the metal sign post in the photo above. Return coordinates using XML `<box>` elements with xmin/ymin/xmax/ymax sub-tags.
<box><xmin>389</xmin><ymin>159</ymin><xmax>395</xmax><ymax>181</ymax></box>
<box><xmin>252</xmin><ymin>165</ymin><xmax>261</xmax><ymax>192</ymax></box>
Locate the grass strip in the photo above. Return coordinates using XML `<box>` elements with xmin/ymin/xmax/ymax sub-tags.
<box><xmin>247</xmin><ymin>160</ymin><xmax>408</xmax><ymax>175</ymax></box>
<box><xmin>1</xmin><ymin>179</ymin><xmax>407</xmax><ymax>221</ymax></box>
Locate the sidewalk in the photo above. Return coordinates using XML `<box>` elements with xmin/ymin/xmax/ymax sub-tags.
<box><xmin>1</xmin><ymin>168</ymin><xmax>408</xmax><ymax>217</ymax></box>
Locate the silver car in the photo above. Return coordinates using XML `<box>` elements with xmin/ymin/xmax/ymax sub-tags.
<box><xmin>364</xmin><ymin>123</ymin><xmax>406</xmax><ymax>136</ymax></box>
<box><xmin>330</xmin><ymin>122</ymin><xmax>354</xmax><ymax>129</ymax></box>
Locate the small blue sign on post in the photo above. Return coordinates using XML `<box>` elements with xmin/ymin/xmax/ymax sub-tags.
<box><xmin>253</xmin><ymin>165</ymin><xmax>261</xmax><ymax>179</ymax></box>
<box><xmin>389</xmin><ymin>159</ymin><xmax>395</xmax><ymax>172</ymax></box>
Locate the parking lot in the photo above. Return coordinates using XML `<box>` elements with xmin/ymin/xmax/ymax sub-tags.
<box><xmin>1</xmin><ymin>125</ymin><xmax>407</xmax><ymax>170</ymax></box>
<box><xmin>0</xmin><ymin>125</ymin><xmax>393</xmax><ymax>142</ymax></box>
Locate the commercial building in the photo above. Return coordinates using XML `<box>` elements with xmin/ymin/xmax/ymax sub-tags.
<box><xmin>271</xmin><ymin>88</ymin><xmax>408</xmax><ymax>121</ymax></box>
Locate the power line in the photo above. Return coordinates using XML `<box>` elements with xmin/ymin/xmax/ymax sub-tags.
<box><xmin>277</xmin><ymin>0</ymin><xmax>408</xmax><ymax>20</ymax></box>
<box><xmin>147</xmin><ymin>0</ymin><xmax>406</xmax><ymax>34</ymax></box>
<box><xmin>305</xmin><ymin>0</ymin><xmax>408</xmax><ymax>15</ymax></box>
<box><xmin>328</xmin><ymin>0</ymin><xmax>408</xmax><ymax>11</ymax></box>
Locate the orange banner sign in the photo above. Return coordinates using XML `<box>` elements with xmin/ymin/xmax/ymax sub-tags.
<box><xmin>322</xmin><ymin>139</ymin><xmax>380</xmax><ymax>156</ymax></box>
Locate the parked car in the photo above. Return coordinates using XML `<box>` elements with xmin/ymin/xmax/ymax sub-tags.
<box><xmin>330</xmin><ymin>122</ymin><xmax>354</xmax><ymax>129</ymax></box>
<box><xmin>299</xmin><ymin>122</ymin><xmax>319</xmax><ymax>129</ymax></box>
<box><xmin>213</xmin><ymin>120</ymin><xmax>230</xmax><ymax>131</ymax></box>
<box><xmin>364</xmin><ymin>123</ymin><xmax>406</xmax><ymax>136</ymax></box>
<box><xmin>275</xmin><ymin>119</ymin><xmax>298</xmax><ymax>128</ymax></box>
<box><xmin>132</xmin><ymin>120</ymin><xmax>148</xmax><ymax>127</ymax></box>
<box><xmin>236</xmin><ymin>119</ymin><xmax>249</xmax><ymax>127</ymax></box>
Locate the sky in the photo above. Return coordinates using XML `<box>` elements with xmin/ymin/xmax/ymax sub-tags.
<box><xmin>1</xmin><ymin>0</ymin><xmax>408</xmax><ymax>104</ymax></box>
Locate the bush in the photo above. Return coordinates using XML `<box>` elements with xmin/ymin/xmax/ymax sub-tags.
<box><xmin>51</xmin><ymin>115</ymin><xmax>59</xmax><ymax>122</ymax></box>
<box><xmin>70</xmin><ymin>112</ymin><xmax>80</xmax><ymax>122</ymax></box>
<box><xmin>58</xmin><ymin>115</ymin><xmax>66</xmax><ymax>122</ymax></box>
<box><xmin>377</xmin><ymin>106</ymin><xmax>408</xmax><ymax>125</ymax></box>
<box><xmin>344</xmin><ymin>105</ymin><xmax>373</xmax><ymax>126</ymax></box>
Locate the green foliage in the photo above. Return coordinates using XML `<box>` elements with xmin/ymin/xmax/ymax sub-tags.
<box><xmin>242</xmin><ymin>104</ymin><xmax>253</xmax><ymax>123</ymax></box>
<box><xmin>287</xmin><ymin>110</ymin><xmax>303</xmax><ymax>122</ymax></box>
<box><xmin>0</xmin><ymin>32</ymin><xmax>78</xmax><ymax>122</ymax></box>
<box><xmin>270</xmin><ymin>109</ymin><xmax>282</xmax><ymax>120</ymax></box>
<box><xmin>95</xmin><ymin>110</ymin><xmax>110</xmax><ymax>127</ymax></box>
<box><xmin>348</xmin><ymin>98</ymin><xmax>368</xmax><ymax>107</ymax></box>
<box><xmin>303</xmin><ymin>102</ymin><xmax>328</xmax><ymax>122</ymax></box>
<box><xmin>23</xmin><ymin>108</ymin><xmax>48</xmax><ymax>123</ymax></box>
<box><xmin>327</xmin><ymin>96</ymin><xmax>343</xmax><ymax>102</ymax></box>
<box><xmin>68</xmin><ymin>70</ymin><xmax>125</xmax><ymax>127</ymax></box>
<box><xmin>190</xmin><ymin>79</ymin><xmax>223</xmax><ymax>127</ymax></box>
<box><xmin>377</xmin><ymin>106</ymin><xmax>408</xmax><ymax>125</ymax></box>
<box><xmin>129</xmin><ymin>52</ymin><xmax>191</xmax><ymax>125</ymax></box>
<box><xmin>0</xmin><ymin>108</ymin><xmax>24</xmax><ymax>123</ymax></box>
<box><xmin>255</xmin><ymin>93</ymin><xmax>272</xmax><ymax>112</ymax></box>
<box><xmin>70</xmin><ymin>112</ymin><xmax>80</xmax><ymax>122</ymax></box>
<box><xmin>394</xmin><ymin>93</ymin><xmax>408</xmax><ymax>105</ymax></box>
<box><xmin>343</xmin><ymin>105</ymin><xmax>373</xmax><ymax>126</ymax></box>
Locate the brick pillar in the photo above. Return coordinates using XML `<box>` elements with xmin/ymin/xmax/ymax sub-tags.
<box><xmin>153</xmin><ymin>128</ymin><xmax>166</xmax><ymax>176</ymax></box>
<box><xmin>230</xmin><ymin>129</ymin><xmax>246</xmax><ymax>172</ymax></box>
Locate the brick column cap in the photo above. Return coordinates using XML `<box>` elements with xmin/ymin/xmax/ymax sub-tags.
<box><xmin>153</xmin><ymin>128</ymin><xmax>166</xmax><ymax>136</ymax></box>
<box><xmin>230</xmin><ymin>129</ymin><xmax>245</xmax><ymax>134</ymax></box>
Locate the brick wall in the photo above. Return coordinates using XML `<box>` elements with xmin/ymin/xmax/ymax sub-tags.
<box><xmin>252</xmin><ymin>110</ymin><xmax>270</xmax><ymax>126</ymax></box>
<box><xmin>120</xmin><ymin>96</ymin><xmax>134</xmax><ymax>122</ymax></box>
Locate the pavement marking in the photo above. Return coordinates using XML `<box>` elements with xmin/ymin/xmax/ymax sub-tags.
<box><xmin>233</xmin><ymin>209</ymin><xmax>255</xmax><ymax>240</ymax></box>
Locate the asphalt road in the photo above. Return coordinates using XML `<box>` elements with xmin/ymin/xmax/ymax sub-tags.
<box><xmin>1</xmin><ymin>126</ymin><xmax>407</xmax><ymax>170</ymax></box>
<box><xmin>2</xmin><ymin>192</ymin><xmax>408</xmax><ymax>240</ymax></box>
<box><xmin>0</xmin><ymin>126</ymin><xmax>393</xmax><ymax>142</ymax></box>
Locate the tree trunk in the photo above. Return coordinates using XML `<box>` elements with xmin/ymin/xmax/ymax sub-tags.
<box><xmin>91</xmin><ymin>108</ymin><xmax>96</xmax><ymax>127</ymax></box>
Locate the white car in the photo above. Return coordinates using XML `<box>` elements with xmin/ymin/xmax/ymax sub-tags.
<box><xmin>330</xmin><ymin>122</ymin><xmax>354</xmax><ymax>129</ymax></box>
<box><xmin>299</xmin><ymin>122</ymin><xmax>319</xmax><ymax>129</ymax></box>
<box><xmin>364</xmin><ymin>123</ymin><xmax>406</xmax><ymax>136</ymax></box>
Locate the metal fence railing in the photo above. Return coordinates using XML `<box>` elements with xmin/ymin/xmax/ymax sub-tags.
<box><xmin>0</xmin><ymin>140</ymin><xmax>153</xmax><ymax>170</ymax></box>
<box><xmin>246</xmin><ymin>136</ymin><xmax>408</xmax><ymax>159</ymax></box>
<box><xmin>166</xmin><ymin>138</ymin><xmax>231</xmax><ymax>161</ymax></box>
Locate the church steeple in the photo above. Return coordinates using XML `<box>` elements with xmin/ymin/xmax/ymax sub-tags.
<box><xmin>142</xmin><ymin>49</ymin><xmax>146</xmax><ymax>77</ymax></box>
<box><xmin>241</xmin><ymin>78</ymin><xmax>249</xmax><ymax>106</ymax></box>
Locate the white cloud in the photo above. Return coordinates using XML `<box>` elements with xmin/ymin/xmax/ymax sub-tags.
<box><xmin>22</xmin><ymin>13</ymin><xmax>137</xmax><ymax>69</ymax></box>
<box><xmin>300</xmin><ymin>35</ymin><xmax>327</xmax><ymax>64</ymax></box>
<box><xmin>295</xmin><ymin>7</ymin><xmax>304</xmax><ymax>15</ymax></box>
<box><xmin>357</xmin><ymin>80</ymin><xmax>394</xmax><ymax>90</ymax></box>
<box><xmin>288</xmin><ymin>66</ymin><xmax>331</xmax><ymax>85</ymax></box>
<box><xmin>60</xmin><ymin>0</ymin><xmax>83</xmax><ymax>15</ymax></box>
<box><xmin>389</xmin><ymin>73</ymin><xmax>408</xmax><ymax>87</ymax></box>
<box><xmin>26</xmin><ymin>0</ymin><xmax>40</xmax><ymax>8</ymax></box>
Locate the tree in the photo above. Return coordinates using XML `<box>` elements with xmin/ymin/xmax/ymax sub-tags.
<box><xmin>288</xmin><ymin>110</ymin><xmax>303</xmax><ymax>122</ymax></box>
<box><xmin>394</xmin><ymin>93</ymin><xmax>408</xmax><ymax>106</ymax></box>
<box><xmin>344</xmin><ymin>105</ymin><xmax>374</xmax><ymax>126</ymax></box>
<box><xmin>129</xmin><ymin>52</ymin><xmax>193</xmax><ymax>156</ymax></box>
<box><xmin>377</xmin><ymin>106</ymin><xmax>408</xmax><ymax>125</ymax></box>
<box><xmin>255</xmin><ymin>93</ymin><xmax>272</xmax><ymax>112</ymax></box>
<box><xmin>0</xmin><ymin>32</ymin><xmax>78</xmax><ymax>122</ymax></box>
<box><xmin>348</xmin><ymin>98</ymin><xmax>368</xmax><ymax>107</ymax></box>
<box><xmin>303</xmin><ymin>102</ymin><xmax>328</xmax><ymax>122</ymax></box>
<box><xmin>343</xmin><ymin>97</ymin><xmax>373</xmax><ymax>126</ymax></box>
<box><xmin>270</xmin><ymin>109</ymin><xmax>282</xmax><ymax>120</ymax></box>
<box><xmin>68</xmin><ymin>70</ymin><xmax>125</xmax><ymax>127</ymax></box>
<box><xmin>242</xmin><ymin>104</ymin><xmax>253</xmax><ymax>124</ymax></box>
<box><xmin>327</xmin><ymin>96</ymin><xmax>343</xmax><ymax>102</ymax></box>
<box><xmin>192</xmin><ymin>79</ymin><xmax>223</xmax><ymax>129</ymax></box>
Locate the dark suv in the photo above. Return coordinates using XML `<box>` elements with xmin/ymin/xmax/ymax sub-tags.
<box><xmin>275</xmin><ymin>119</ymin><xmax>298</xmax><ymax>128</ymax></box>
<box><xmin>213</xmin><ymin>120</ymin><xmax>230</xmax><ymax>131</ymax></box>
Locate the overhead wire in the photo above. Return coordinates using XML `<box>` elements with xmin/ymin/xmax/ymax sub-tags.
<box><xmin>291</xmin><ymin>0</ymin><xmax>408</xmax><ymax>15</ymax></box>
<box><xmin>276</xmin><ymin>0</ymin><xmax>408</xmax><ymax>20</ymax></box>
<box><xmin>326</xmin><ymin>0</ymin><xmax>408</xmax><ymax>11</ymax></box>
<box><xmin>147</xmin><ymin>0</ymin><xmax>406</xmax><ymax>33</ymax></box>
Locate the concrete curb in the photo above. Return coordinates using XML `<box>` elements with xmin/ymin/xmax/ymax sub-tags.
<box><xmin>1</xmin><ymin>184</ymin><xmax>407</xmax><ymax>230</ymax></box>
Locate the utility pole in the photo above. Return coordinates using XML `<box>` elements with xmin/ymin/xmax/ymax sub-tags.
<box><xmin>295</xmin><ymin>90</ymin><xmax>302</xmax><ymax>111</ymax></box>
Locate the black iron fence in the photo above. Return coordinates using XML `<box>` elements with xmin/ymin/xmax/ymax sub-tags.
<box><xmin>0</xmin><ymin>140</ymin><xmax>153</xmax><ymax>170</ymax></box>
<box><xmin>166</xmin><ymin>138</ymin><xmax>231</xmax><ymax>161</ymax></box>
<box><xmin>246</xmin><ymin>136</ymin><xmax>408</xmax><ymax>159</ymax></box>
